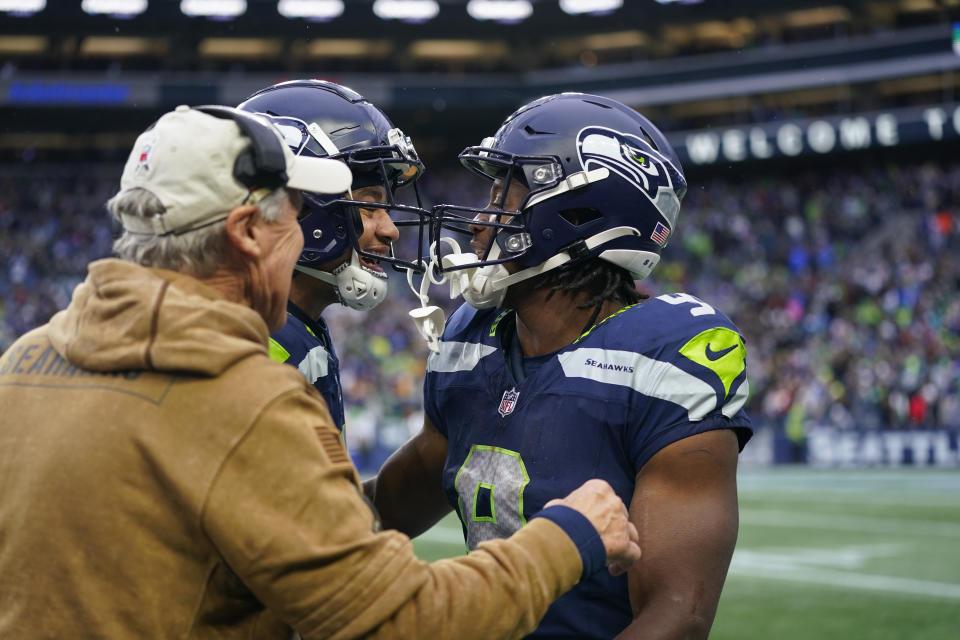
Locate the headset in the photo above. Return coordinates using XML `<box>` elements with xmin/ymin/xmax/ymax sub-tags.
<box><xmin>192</xmin><ymin>105</ymin><xmax>290</xmax><ymax>192</ymax></box>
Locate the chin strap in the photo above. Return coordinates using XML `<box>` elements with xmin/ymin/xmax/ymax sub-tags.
<box><xmin>462</xmin><ymin>227</ymin><xmax>640</xmax><ymax>298</ymax></box>
<box><xmin>405</xmin><ymin>242</ymin><xmax>454</xmax><ymax>353</ymax></box>
<box><xmin>295</xmin><ymin>251</ymin><xmax>388</xmax><ymax>311</ymax></box>
<box><xmin>404</xmin><ymin>226</ymin><xmax>641</xmax><ymax>352</ymax></box>
<box><xmin>440</xmin><ymin>244</ymin><xmax>510</xmax><ymax>310</ymax></box>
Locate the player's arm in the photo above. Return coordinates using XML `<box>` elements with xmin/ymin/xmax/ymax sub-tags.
<box><xmin>363</xmin><ymin>415</ymin><xmax>452</xmax><ymax>536</ymax></box>
<box><xmin>614</xmin><ymin>428</ymin><xmax>741</xmax><ymax>640</ymax></box>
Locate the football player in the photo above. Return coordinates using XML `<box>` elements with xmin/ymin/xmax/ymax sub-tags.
<box><xmin>367</xmin><ymin>93</ymin><xmax>753</xmax><ymax>639</ymax></box>
<box><xmin>238</xmin><ymin>80</ymin><xmax>428</xmax><ymax>433</ymax></box>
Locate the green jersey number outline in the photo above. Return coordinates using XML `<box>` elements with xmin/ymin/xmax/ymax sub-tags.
<box><xmin>454</xmin><ymin>445</ymin><xmax>530</xmax><ymax>550</ymax></box>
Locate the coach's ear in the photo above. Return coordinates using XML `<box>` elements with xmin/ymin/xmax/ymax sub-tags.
<box><xmin>224</xmin><ymin>204</ymin><xmax>264</xmax><ymax>259</ymax></box>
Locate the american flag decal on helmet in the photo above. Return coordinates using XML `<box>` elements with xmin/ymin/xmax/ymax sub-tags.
<box><xmin>651</xmin><ymin>222</ymin><xmax>670</xmax><ymax>246</ymax></box>
<box><xmin>498</xmin><ymin>387</ymin><xmax>520</xmax><ymax>417</ymax></box>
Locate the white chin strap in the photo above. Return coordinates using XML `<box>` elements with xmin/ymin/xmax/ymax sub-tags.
<box><xmin>440</xmin><ymin>226</ymin><xmax>645</xmax><ymax>310</ymax></box>
<box><xmin>295</xmin><ymin>252</ymin><xmax>388</xmax><ymax>311</ymax></box>
<box><xmin>440</xmin><ymin>246</ymin><xmax>509</xmax><ymax>310</ymax></box>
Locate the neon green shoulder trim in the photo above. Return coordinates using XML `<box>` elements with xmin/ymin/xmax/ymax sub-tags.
<box><xmin>574</xmin><ymin>303</ymin><xmax>640</xmax><ymax>344</ymax></box>
<box><xmin>489</xmin><ymin>309</ymin><xmax>512</xmax><ymax>337</ymax></box>
<box><xmin>268</xmin><ymin>338</ymin><xmax>291</xmax><ymax>363</ymax></box>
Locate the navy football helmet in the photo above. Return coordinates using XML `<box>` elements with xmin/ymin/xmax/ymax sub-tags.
<box><xmin>238</xmin><ymin>80</ymin><xmax>428</xmax><ymax>309</ymax></box>
<box><xmin>432</xmin><ymin>92</ymin><xmax>686</xmax><ymax>307</ymax></box>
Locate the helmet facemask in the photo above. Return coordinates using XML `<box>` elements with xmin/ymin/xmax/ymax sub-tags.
<box><xmin>431</xmin><ymin>141</ymin><xmax>562</xmax><ymax>275</ymax></box>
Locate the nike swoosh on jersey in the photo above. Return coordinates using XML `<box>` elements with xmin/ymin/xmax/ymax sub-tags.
<box><xmin>704</xmin><ymin>343</ymin><xmax>737</xmax><ymax>361</ymax></box>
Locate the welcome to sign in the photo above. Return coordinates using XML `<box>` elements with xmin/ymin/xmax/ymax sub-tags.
<box><xmin>669</xmin><ymin>103</ymin><xmax>960</xmax><ymax>166</ymax></box>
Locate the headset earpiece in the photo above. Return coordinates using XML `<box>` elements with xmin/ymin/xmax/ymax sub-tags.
<box><xmin>232</xmin><ymin>147</ymin><xmax>258</xmax><ymax>188</ymax></box>
<box><xmin>192</xmin><ymin>105</ymin><xmax>289</xmax><ymax>191</ymax></box>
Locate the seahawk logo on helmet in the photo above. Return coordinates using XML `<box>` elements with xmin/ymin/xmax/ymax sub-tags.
<box><xmin>577</xmin><ymin>126</ymin><xmax>684</xmax><ymax>233</ymax></box>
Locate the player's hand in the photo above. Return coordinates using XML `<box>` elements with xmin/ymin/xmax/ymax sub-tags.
<box><xmin>547</xmin><ymin>479</ymin><xmax>641</xmax><ymax>576</ymax></box>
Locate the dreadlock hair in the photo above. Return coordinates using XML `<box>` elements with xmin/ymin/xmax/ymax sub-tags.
<box><xmin>535</xmin><ymin>258</ymin><xmax>648</xmax><ymax>333</ymax></box>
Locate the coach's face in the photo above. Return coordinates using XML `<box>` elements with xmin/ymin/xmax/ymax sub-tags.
<box><xmin>234</xmin><ymin>188</ymin><xmax>304</xmax><ymax>332</ymax></box>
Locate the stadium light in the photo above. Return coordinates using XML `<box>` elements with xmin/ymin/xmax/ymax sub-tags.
<box><xmin>301</xmin><ymin>38</ymin><xmax>392</xmax><ymax>58</ymax></box>
<box><xmin>181</xmin><ymin>0</ymin><xmax>246</xmax><ymax>18</ymax></box>
<box><xmin>372</xmin><ymin>0</ymin><xmax>439</xmax><ymax>22</ymax></box>
<box><xmin>82</xmin><ymin>0</ymin><xmax>148</xmax><ymax>17</ymax></box>
<box><xmin>0</xmin><ymin>0</ymin><xmax>45</xmax><ymax>16</ymax></box>
<box><xmin>466</xmin><ymin>0</ymin><xmax>532</xmax><ymax>23</ymax></box>
<box><xmin>278</xmin><ymin>0</ymin><xmax>343</xmax><ymax>20</ymax></box>
<box><xmin>199</xmin><ymin>37</ymin><xmax>282</xmax><ymax>58</ymax></box>
<box><xmin>80</xmin><ymin>36</ymin><xmax>164</xmax><ymax>56</ymax></box>
<box><xmin>559</xmin><ymin>0</ymin><xmax>622</xmax><ymax>15</ymax></box>
<box><xmin>0</xmin><ymin>35</ymin><xmax>47</xmax><ymax>54</ymax></box>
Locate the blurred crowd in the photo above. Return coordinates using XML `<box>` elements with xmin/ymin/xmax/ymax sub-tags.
<box><xmin>661</xmin><ymin>163</ymin><xmax>960</xmax><ymax>446</ymax></box>
<box><xmin>2</xmin><ymin>159</ymin><xmax>958</xmax><ymax>468</ymax></box>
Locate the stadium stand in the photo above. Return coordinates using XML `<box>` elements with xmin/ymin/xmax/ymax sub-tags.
<box><xmin>2</xmin><ymin>158</ymin><xmax>957</xmax><ymax>469</ymax></box>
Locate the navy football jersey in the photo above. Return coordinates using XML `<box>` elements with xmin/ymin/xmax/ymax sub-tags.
<box><xmin>269</xmin><ymin>301</ymin><xmax>345</xmax><ymax>433</ymax></box>
<box><xmin>423</xmin><ymin>293</ymin><xmax>753</xmax><ymax>639</ymax></box>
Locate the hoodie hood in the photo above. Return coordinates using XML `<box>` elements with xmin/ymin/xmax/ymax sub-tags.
<box><xmin>49</xmin><ymin>258</ymin><xmax>269</xmax><ymax>376</ymax></box>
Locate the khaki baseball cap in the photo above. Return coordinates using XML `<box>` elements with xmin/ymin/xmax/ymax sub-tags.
<box><xmin>118</xmin><ymin>104</ymin><xmax>352</xmax><ymax>236</ymax></box>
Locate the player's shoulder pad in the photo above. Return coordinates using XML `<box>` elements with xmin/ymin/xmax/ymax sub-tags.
<box><xmin>441</xmin><ymin>303</ymin><xmax>501</xmax><ymax>342</ymax></box>
<box><xmin>598</xmin><ymin>293</ymin><xmax>741</xmax><ymax>350</ymax></box>
<box><xmin>269</xmin><ymin>315</ymin><xmax>311</xmax><ymax>358</ymax></box>
<box><xmin>564</xmin><ymin>293</ymin><xmax>750</xmax><ymax>420</ymax></box>
<box><xmin>428</xmin><ymin>304</ymin><xmax>503</xmax><ymax>375</ymax></box>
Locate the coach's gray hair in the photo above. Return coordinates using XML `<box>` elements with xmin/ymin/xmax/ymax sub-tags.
<box><xmin>108</xmin><ymin>188</ymin><xmax>291</xmax><ymax>278</ymax></box>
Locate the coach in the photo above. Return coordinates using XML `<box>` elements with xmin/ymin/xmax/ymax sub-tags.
<box><xmin>0</xmin><ymin>105</ymin><xmax>641</xmax><ymax>639</ymax></box>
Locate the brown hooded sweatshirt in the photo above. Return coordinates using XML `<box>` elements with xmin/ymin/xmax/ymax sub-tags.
<box><xmin>0</xmin><ymin>258</ymin><xmax>582</xmax><ymax>640</ymax></box>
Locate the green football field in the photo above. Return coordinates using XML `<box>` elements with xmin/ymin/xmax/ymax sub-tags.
<box><xmin>410</xmin><ymin>468</ymin><xmax>960</xmax><ymax>639</ymax></box>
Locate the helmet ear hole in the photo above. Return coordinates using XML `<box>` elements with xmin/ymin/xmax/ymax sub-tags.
<box><xmin>559</xmin><ymin>208</ymin><xmax>602</xmax><ymax>227</ymax></box>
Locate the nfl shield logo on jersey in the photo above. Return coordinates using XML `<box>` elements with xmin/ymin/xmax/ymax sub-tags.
<box><xmin>498</xmin><ymin>387</ymin><xmax>520</xmax><ymax>417</ymax></box>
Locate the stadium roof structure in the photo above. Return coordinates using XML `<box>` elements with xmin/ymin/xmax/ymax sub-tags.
<box><xmin>0</xmin><ymin>0</ymin><xmax>957</xmax><ymax>162</ymax></box>
<box><xmin>1</xmin><ymin>0</ymin><xmax>956</xmax><ymax>68</ymax></box>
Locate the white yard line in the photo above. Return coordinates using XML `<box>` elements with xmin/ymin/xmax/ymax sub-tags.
<box><xmin>741</xmin><ymin>490</ymin><xmax>959</xmax><ymax>508</ymax></box>
<box><xmin>730</xmin><ymin>558</ymin><xmax>960</xmax><ymax>600</ymax></box>
<box><xmin>740</xmin><ymin>509</ymin><xmax>960</xmax><ymax>537</ymax></box>
<box><xmin>738</xmin><ymin>469</ymin><xmax>960</xmax><ymax>493</ymax></box>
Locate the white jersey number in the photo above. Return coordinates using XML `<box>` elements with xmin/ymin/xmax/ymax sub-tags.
<box><xmin>657</xmin><ymin>293</ymin><xmax>716</xmax><ymax>317</ymax></box>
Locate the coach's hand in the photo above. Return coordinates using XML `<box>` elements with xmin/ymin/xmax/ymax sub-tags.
<box><xmin>547</xmin><ymin>479</ymin><xmax>641</xmax><ymax>576</ymax></box>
